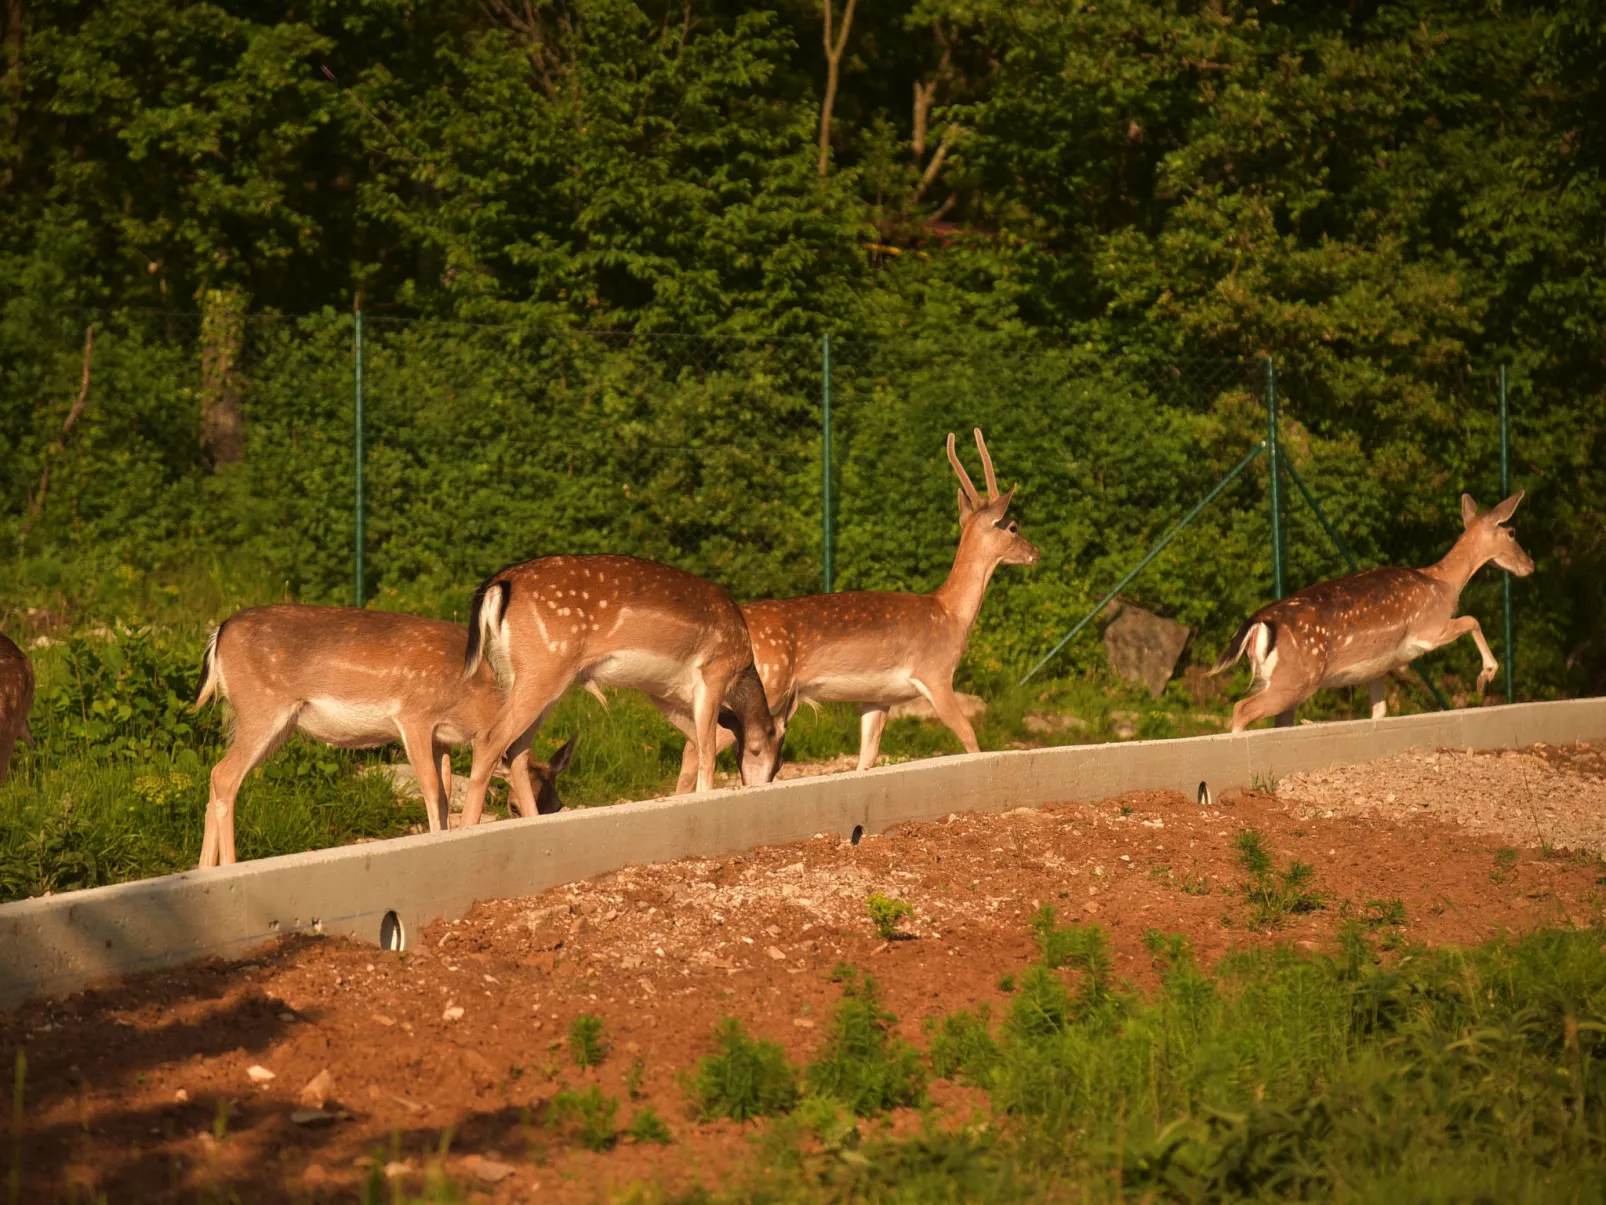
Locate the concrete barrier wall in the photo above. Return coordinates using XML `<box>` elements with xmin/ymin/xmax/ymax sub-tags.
<box><xmin>2</xmin><ymin>697</ymin><xmax>1602</xmax><ymax>1011</ymax></box>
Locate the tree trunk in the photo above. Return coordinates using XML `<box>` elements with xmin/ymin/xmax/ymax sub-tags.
<box><xmin>200</xmin><ymin>288</ymin><xmax>247</xmax><ymax>470</ymax></box>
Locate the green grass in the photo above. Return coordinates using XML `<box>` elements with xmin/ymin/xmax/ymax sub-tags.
<box><xmin>804</xmin><ymin>966</ymin><xmax>927</xmax><ymax>1116</ymax></box>
<box><xmin>361</xmin><ymin>924</ymin><xmax>1606</xmax><ymax>1203</ymax></box>
<box><xmin>1235</xmin><ymin>828</ymin><xmax>1326</xmax><ymax>928</ymax></box>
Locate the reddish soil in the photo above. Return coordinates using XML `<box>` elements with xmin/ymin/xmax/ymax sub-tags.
<box><xmin>6</xmin><ymin>743</ymin><xmax>1605</xmax><ymax>1204</ymax></box>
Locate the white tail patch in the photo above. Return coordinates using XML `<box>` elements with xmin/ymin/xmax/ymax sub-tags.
<box><xmin>196</xmin><ymin>626</ymin><xmax>228</xmax><ymax>708</ymax></box>
<box><xmin>1246</xmin><ymin>622</ymin><xmax>1276</xmax><ymax>693</ymax></box>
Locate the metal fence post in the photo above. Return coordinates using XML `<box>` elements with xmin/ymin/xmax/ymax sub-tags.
<box><xmin>1265</xmin><ymin>356</ymin><xmax>1285</xmax><ymax>599</ymax></box>
<box><xmin>1499</xmin><ymin>364</ymin><xmax>1514</xmax><ymax>703</ymax></box>
<box><xmin>354</xmin><ymin>309</ymin><xmax>366</xmax><ymax>609</ymax></box>
<box><xmin>821</xmin><ymin>332</ymin><xmax>834</xmax><ymax>594</ymax></box>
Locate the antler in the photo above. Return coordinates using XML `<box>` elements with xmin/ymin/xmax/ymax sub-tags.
<box><xmin>946</xmin><ymin>432</ymin><xmax>981</xmax><ymax>507</ymax></box>
<box><xmin>973</xmin><ymin>428</ymin><xmax>999</xmax><ymax>501</ymax></box>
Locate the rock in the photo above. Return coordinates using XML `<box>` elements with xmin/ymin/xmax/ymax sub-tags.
<box><xmin>1103</xmin><ymin>602</ymin><xmax>1190</xmax><ymax>697</ymax></box>
<box><xmin>474</xmin><ymin>1160</ymin><xmax>517</xmax><ymax>1185</ymax></box>
<box><xmin>246</xmin><ymin>1065</ymin><xmax>276</xmax><ymax>1084</ymax></box>
<box><xmin>766</xmin><ymin>946</ymin><xmax>787</xmax><ymax>961</ymax></box>
<box><xmin>174</xmin><ymin>1089</ymin><xmax>189</xmax><ymax>1103</ymax></box>
<box><xmin>442</xmin><ymin>1004</ymin><xmax>465</xmax><ymax>1022</ymax></box>
<box><xmin>889</xmin><ymin>693</ymin><xmax>987</xmax><ymax>722</ymax></box>
<box><xmin>298</xmin><ymin>1069</ymin><xmax>335</xmax><ymax>1109</ymax></box>
<box><xmin>1110</xmin><ymin>711</ymin><xmax>1139</xmax><ymax>740</ymax></box>
<box><xmin>291</xmin><ymin>1108</ymin><xmax>336</xmax><ymax>1127</ymax></box>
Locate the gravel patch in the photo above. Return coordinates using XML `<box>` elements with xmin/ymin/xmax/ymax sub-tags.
<box><xmin>1276</xmin><ymin>741</ymin><xmax>1606</xmax><ymax>854</ymax></box>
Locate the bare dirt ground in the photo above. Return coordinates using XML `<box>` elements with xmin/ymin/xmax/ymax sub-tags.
<box><xmin>7</xmin><ymin>742</ymin><xmax>1605</xmax><ymax>1204</ymax></box>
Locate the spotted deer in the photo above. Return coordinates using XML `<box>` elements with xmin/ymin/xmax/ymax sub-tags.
<box><xmin>1211</xmin><ymin>491</ymin><xmax>1534</xmax><ymax>732</ymax></box>
<box><xmin>673</xmin><ymin>428</ymin><xmax>1039</xmax><ymax>788</ymax></box>
<box><xmin>459</xmin><ymin>554</ymin><xmax>787</xmax><ymax>821</ymax></box>
<box><xmin>0</xmin><ymin>634</ymin><xmax>35</xmax><ymax>786</ymax></box>
<box><xmin>194</xmin><ymin>605</ymin><xmax>576</xmax><ymax>867</ymax></box>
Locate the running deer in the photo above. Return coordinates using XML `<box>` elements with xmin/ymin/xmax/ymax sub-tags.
<box><xmin>0</xmin><ymin>634</ymin><xmax>35</xmax><ymax>786</ymax></box>
<box><xmin>458</xmin><ymin>554</ymin><xmax>787</xmax><ymax>821</ymax></box>
<box><xmin>673</xmin><ymin>428</ymin><xmax>1039</xmax><ymax>788</ymax></box>
<box><xmin>193</xmin><ymin>605</ymin><xmax>576</xmax><ymax>868</ymax></box>
<box><xmin>1211</xmin><ymin>491</ymin><xmax>1534</xmax><ymax>732</ymax></box>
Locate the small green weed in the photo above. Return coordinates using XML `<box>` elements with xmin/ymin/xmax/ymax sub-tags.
<box><xmin>1363</xmin><ymin>898</ymin><xmax>1407</xmax><ymax>928</ymax></box>
<box><xmin>865</xmin><ymin>892</ymin><xmax>913</xmax><ymax>941</ymax></box>
<box><xmin>997</xmin><ymin>972</ymin><xmax>1016</xmax><ymax>992</ymax></box>
<box><xmin>1235</xmin><ymin>828</ymin><xmax>1323</xmax><ymax>927</ymax></box>
<box><xmin>1491</xmin><ymin>847</ymin><xmax>1520</xmax><ymax>884</ymax></box>
<box><xmin>625</xmin><ymin>1105</ymin><xmax>672</xmax><ymax>1145</ymax></box>
<box><xmin>691</xmin><ymin>1017</ymin><xmax>799</xmax><ymax>1121</ymax></box>
<box><xmin>623</xmin><ymin>1054</ymin><xmax>646</xmax><ymax>1100</ymax></box>
<box><xmin>549</xmin><ymin>1086</ymin><xmax>617</xmax><ymax>1151</ymax></box>
<box><xmin>805</xmin><ymin>966</ymin><xmax>926</xmax><ymax>1116</ymax></box>
<box><xmin>568</xmin><ymin>1014</ymin><xmax>608</xmax><ymax>1069</ymax></box>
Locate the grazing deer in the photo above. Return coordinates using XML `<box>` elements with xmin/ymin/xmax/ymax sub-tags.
<box><xmin>1211</xmin><ymin>491</ymin><xmax>1534</xmax><ymax>732</ymax></box>
<box><xmin>459</xmin><ymin>554</ymin><xmax>787</xmax><ymax>822</ymax></box>
<box><xmin>673</xmin><ymin>428</ymin><xmax>1039</xmax><ymax>788</ymax></box>
<box><xmin>0</xmin><ymin>634</ymin><xmax>35</xmax><ymax>787</ymax></box>
<box><xmin>193</xmin><ymin>605</ymin><xmax>576</xmax><ymax>868</ymax></box>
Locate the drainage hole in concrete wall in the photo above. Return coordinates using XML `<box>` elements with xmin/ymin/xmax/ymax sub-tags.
<box><xmin>1197</xmin><ymin>781</ymin><xmax>1212</xmax><ymax>807</ymax></box>
<box><xmin>380</xmin><ymin>910</ymin><xmax>406</xmax><ymax>952</ymax></box>
<box><xmin>850</xmin><ymin>825</ymin><xmax>864</xmax><ymax>846</ymax></box>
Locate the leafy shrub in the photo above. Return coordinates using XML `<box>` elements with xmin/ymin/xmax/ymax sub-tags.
<box><xmin>691</xmin><ymin>1017</ymin><xmax>800</xmax><ymax>1122</ymax></box>
<box><xmin>805</xmin><ymin>967</ymin><xmax>926</xmax><ymax>1116</ymax></box>
<box><xmin>568</xmin><ymin>1014</ymin><xmax>608</xmax><ymax>1069</ymax></box>
<box><xmin>865</xmin><ymin>892</ymin><xmax>914</xmax><ymax>940</ymax></box>
<box><xmin>625</xmin><ymin>1105</ymin><xmax>672</xmax><ymax>1145</ymax></box>
<box><xmin>549</xmin><ymin>1086</ymin><xmax>617</xmax><ymax>1151</ymax></box>
<box><xmin>926</xmin><ymin>1005</ymin><xmax>999</xmax><ymax>1085</ymax></box>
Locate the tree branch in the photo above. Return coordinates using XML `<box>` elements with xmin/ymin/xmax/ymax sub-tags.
<box><xmin>817</xmin><ymin>0</ymin><xmax>858</xmax><ymax>177</ymax></box>
<box><xmin>21</xmin><ymin>325</ymin><xmax>93</xmax><ymax>540</ymax></box>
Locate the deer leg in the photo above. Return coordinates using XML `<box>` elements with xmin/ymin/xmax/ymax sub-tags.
<box><xmin>657</xmin><ymin>702</ymin><xmax>734</xmax><ymax>794</ymax></box>
<box><xmin>1439</xmin><ymin>615</ymin><xmax>1500</xmax><ymax>693</ymax></box>
<box><xmin>398</xmin><ymin>722</ymin><xmax>447</xmax><ymax>834</ymax></box>
<box><xmin>857</xmin><ymin>706</ymin><xmax>889</xmax><ymax>771</ymax></box>
<box><xmin>462</xmin><ymin>676</ymin><xmax>565</xmax><ymax>826</ymax></box>
<box><xmin>1230</xmin><ymin>683</ymin><xmax>1307</xmax><ymax>733</ymax></box>
<box><xmin>201</xmin><ymin>708</ymin><xmax>299</xmax><ymax>868</ymax></box>
<box><xmin>0</xmin><ymin>732</ymin><xmax>15</xmax><ymax>788</ymax></box>
<box><xmin>438</xmin><ymin>749</ymin><xmax>455</xmax><ymax>817</ymax></box>
<box><xmin>911</xmin><ymin>679</ymin><xmax>980</xmax><ymax>755</ymax></box>
<box><xmin>1368</xmin><ymin>679</ymin><xmax>1388</xmax><ymax>720</ymax></box>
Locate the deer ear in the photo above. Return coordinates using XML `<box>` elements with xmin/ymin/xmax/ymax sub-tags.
<box><xmin>547</xmin><ymin>733</ymin><xmax>577</xmax><ymax>776</ymax></box>
<box><xmin>1488</xmin><ymin>489</ymin><xmax>1525</xmax><ymax>523</ymax></box>
<box><xmin>957</xmin><ymin>488</ymin><xmax>976</xmax><ymax>522</ymax></box>
<box><xmin>1460</xmin><ymin>493</ymin><xmax>1480</xmax><ymax>528</ymax></box>
<box><xmin>980</xmin><ymin>485</ymin><xmax>1016</xmax><ymax>520</ymax></box>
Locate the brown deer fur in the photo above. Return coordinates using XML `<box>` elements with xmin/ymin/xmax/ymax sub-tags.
<box><xmin>1212</xmin><ymin>492</ymin><xmax>1534</xmax><ymax>732</ymax></box>
<box><xmin>0</xmin><ymin>634</ymin><xmax>35</xmax><ymax>786</ymax></box>
<box><xmin>674</xmin><ymin>428</ymin><xmax>1038</xmax><ymax>788</ymax></box>
<box><xmin>194</xmin><ymin>605</ymin><xmax>574</xmax><ymax>868</ymax></box>
<box><xmin>459</xmin><ymin>555</ymin><xmax>785</xmax><ymax>822</ymax></box>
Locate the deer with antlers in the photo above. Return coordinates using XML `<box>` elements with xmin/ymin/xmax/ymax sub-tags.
<box><xmin>1211</xmin><ymin>492</ymin><xmax>1534</xmax><ymax>732</ymax></box>
<box><xmin>672</xmin><ymin>428</ymin><xmax>1038</xmax><ymax>788</ymax></box>
<box><xmin>0</xmin><ymin>634</ymin><xmax>34</xmax><ymax>787</ymax></box>
<box><xmin>458</xmin><ymin>554</ymin><xmax>787</xmax><ymax>822</ymax></box>
<box><xmin>193</xmin><ymin>605</ymin><xmax>577</xmax><ymax>868</ymax></box>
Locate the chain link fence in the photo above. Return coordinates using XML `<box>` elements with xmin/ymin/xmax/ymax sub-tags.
<box><xmin>1</xmin><ymin>309</ymin><xmax>1522</xmax><ymax>698</ymax></box>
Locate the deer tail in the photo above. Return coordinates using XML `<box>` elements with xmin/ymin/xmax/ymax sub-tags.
<box><xmin>1209</xmin><ymin>619</ymin><xmax>1272</xmax><ymax>677</ymax></box>
<box><xmin>193</xmin><ymin>623</ymin><xmax>226</xmax><ymax>710</ymax></box>
<box><xmin>464</xmin><ymin>577</ymin><xmax>511</xmax><ymax>682</ymax></box>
